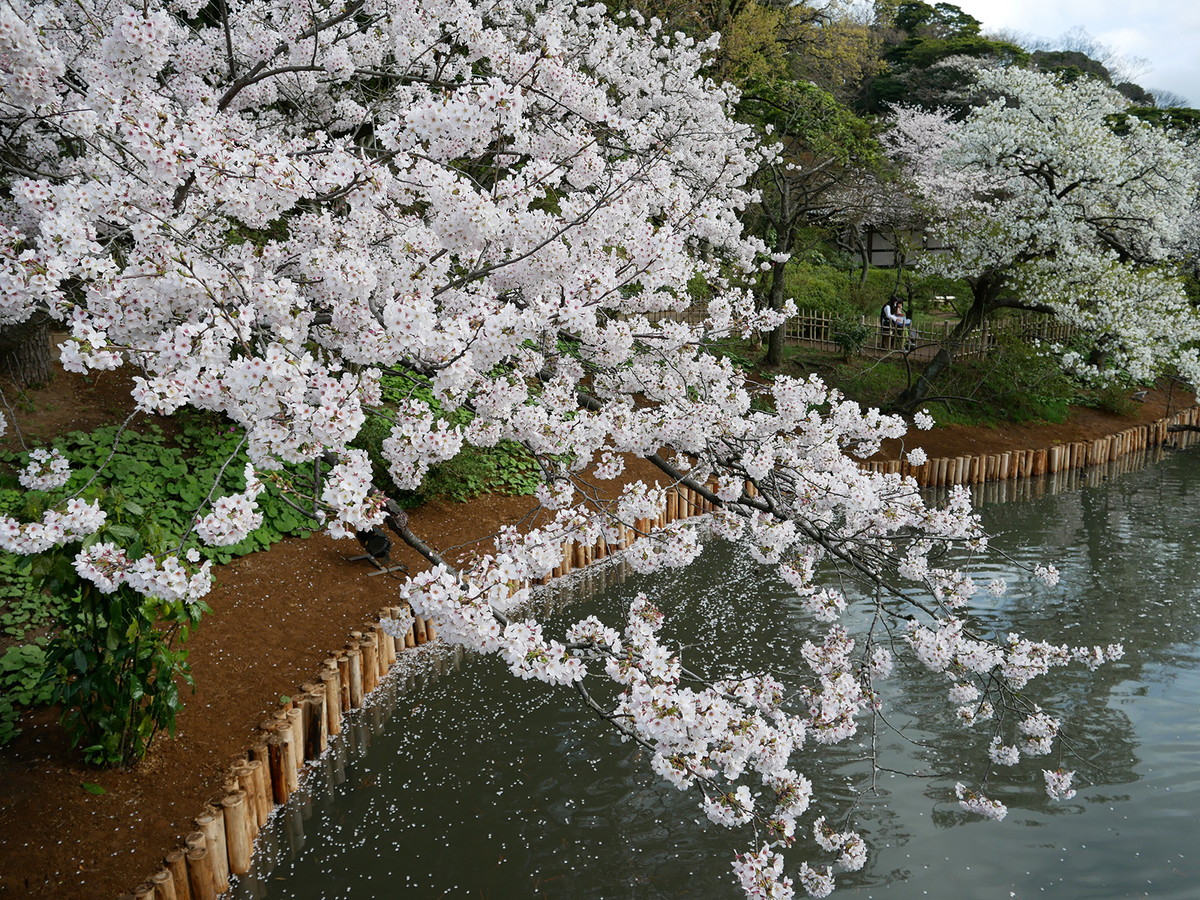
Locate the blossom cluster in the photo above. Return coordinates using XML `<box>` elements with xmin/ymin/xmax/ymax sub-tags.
<box><xmin>888</xmin><ymin>67</ymin><xmax>1200</xmax><ymax>385</ymax></box>
<box><xmin>18</xmin><ymin>448</ymin><xmax>71</xmax><ymax>490</ymax></box>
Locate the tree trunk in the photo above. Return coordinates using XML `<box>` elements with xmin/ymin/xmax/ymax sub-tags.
<box><xmin>892</xmin><ymin>274</ymin><xmax>999</xmax><ymax>412</ymax></box>
<box><xmin>0</xmin><ymin>313</ymin><xmax>52</xmax><ymax>388</ymax></box>
<box><xmin>764</xmin><ymin>256</ymin><xmax>788</xmax><ymax>367</ymax></box>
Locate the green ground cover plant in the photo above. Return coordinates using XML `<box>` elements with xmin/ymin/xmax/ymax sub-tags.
<box><xmin>0</xmin><ymin>414</ymin><xmax>317</xmax><ymax>755</ymax></box>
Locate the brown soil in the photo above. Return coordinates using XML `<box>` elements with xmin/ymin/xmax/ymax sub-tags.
<box><xmin>0</xmin><ymin>367</ymin><xmax>1193</xmax><ymax>899</ymax></box>
<box><xmin>873</xmin><ymin>382</ymin><xmax>1195</xmax><ymax>461</ymax></box>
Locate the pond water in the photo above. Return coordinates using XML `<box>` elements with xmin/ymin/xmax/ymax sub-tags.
<box><xmin>233</xmin><ymin>448</ymin><xmax>1200</xmax><ymax>900</ymax></box>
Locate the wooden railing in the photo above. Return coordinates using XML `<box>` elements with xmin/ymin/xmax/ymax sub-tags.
<box><xmin>641</xmin><ymin>305</ymin><xmax>1075</xmax><ymax>359</ymax></box>
<box><xmin>785</xmin><ymin>310</ymin><xmax>1077</xmax><ymax>358</ymax></box>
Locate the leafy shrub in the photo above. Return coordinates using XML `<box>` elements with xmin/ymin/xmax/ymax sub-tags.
<box><xmin>831</xmin><ymin>314</ymin><xmax>872</xmax><ymax>359</ymax></box>
<box><xmin>931</xmin><ymin>334</ymin><xmax>1076</xmax><ymax>425</ymax></box>
<box><xmin>38</xmin><ymin>496</ymin><xmax>206</xmax><ymax>766</ymax></box>
<box><xmin>1085</xmin><ymin>382</ymin><xmax>1138</xmax><ymax>418</ymax></box>
<box><xmin>0</xmin><ymin>414</ymin><xmax>317</xmax><ymax>752</ymax></box>
<box><xmin>351</xmin><ymin>373</ymin><xmax>542</xmax><ymax>506</ymax></box>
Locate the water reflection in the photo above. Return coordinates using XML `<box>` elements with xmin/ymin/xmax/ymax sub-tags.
<box><xmin>234</xmin><ymin>447</ymin><xmax>1200</xmax><ymax>900</ymax></box>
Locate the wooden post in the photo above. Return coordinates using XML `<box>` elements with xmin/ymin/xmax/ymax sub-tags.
<box><xmin>425</xmin><ymin>618</ymin><xmax>438</xmax><ymax>642</ymax></box>
<box><xmin>304</xmin><ymin>689</ymin><xmax>326</xmax><ymax>758</ymax></box>
<box><xmin>391</xmin><ymin>607</ymin><xmax>408</xmax><ymax>654</ymax></box>
<box><xmin>185</xmin><ymin>847</ymin><xmax>216</xmax><ymax>900</ymax></box>
<box><xmin>360</xmin><ymin>633</ymin><xmax>379</xmax><ymax>695</ymax></box>
<box><xmin>316</xmin><ymin>672</ymin><xmax>340</xmax><ymax>739</ymax></box>
<box><xmin>320</xmin><ymin>668</ymin><xmax>342</xmax><ymax>736</ymax></box>
<box><xmin>194</xmin><ymin>813</ymin><xmax>229</xmax><ymax>895</ymax></box>
<box><xmin>337</xmin><ymin>654</ymin><xmax>352</xmax><ymax>710</ymax></box>
<box><xmin>232</xmin><ymin>763</ymin><xmax>260</xmax><ymax>835</ymax></box>
<box><xmin>134</xmin><ymin>883</ymin><xmax>157</xmax><ymax>900</ymax></box>
<box><xmin>377</xmin><ymin>618</ymin><xmax>396</xmax><ymax>669</ymax></box>
<box><xmin>346</xmin><ymin>646</ymin><xmax>364</xmax><ymax>708</ymax></box>
<box><xmin>164</xmin><ymin>850</ymin><xmax>189</xmax><ymax>900</ymax></box>
<box><xmin>222</xmin><ymin>791</ymin><xmax>254</xmax><ymax>876</ymax></box>
<box><xmin>243</xmin><ymin>757</ymin><xmax>270</xmax><ymax>830</ymax></box>
<box><xmin>151</xmin><ymin>868</ymin><xmax>178</xmax><ymax>900</ymax></box>
<box><xmin>267</xmin><ymin>733</ymin><xmax>289</xmax><ymax>804</ymax></box>
<box><xmin>286</xmin><ymin>706</ymin><xmax>305</xmax><ymax>769</ymax></box>
<box><xmin>414</xmin><ymin>615</ymin><xmax>428</xmax><ymax>645</ymax></box>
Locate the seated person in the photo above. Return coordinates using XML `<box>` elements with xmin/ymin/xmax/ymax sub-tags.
<box><xmin>881</xmin><ymin>297</ymin><xmax>917</xmax><ymax>349</ymax></box>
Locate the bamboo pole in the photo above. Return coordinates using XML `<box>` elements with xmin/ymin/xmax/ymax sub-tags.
<box><xmin>185</xmin><ymin>847</ymin><xmax>216</xmax><ymax>900</ymax></box>
<box><xmin>194</xmin><ymin>813</ymin><xmax>229</xmax><ymax>895</ymax></box>
<box><xmin>222</xmin><ymin>791</ymin><xmax>254</xmax><ymax>876</ymax></box>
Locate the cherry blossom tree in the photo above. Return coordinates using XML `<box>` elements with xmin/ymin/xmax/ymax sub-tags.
<box><xmin>884</xmin><ymin>66</ymin><xmax>1200</xmax><ymax>409</ymax></box>
<box><xmin>0</xmin><ymin>0</ymin><xmax>1125</xmax><ymax>894</ymax></box>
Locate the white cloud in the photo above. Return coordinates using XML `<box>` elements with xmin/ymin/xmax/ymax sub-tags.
<box><xmin>950</xmin><ymin>1</ymin><xmax>1199</xmax><ymax>105</ymax></box>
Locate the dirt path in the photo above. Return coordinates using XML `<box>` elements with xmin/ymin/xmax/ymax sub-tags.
<box><xmin>0</xmin><ymin>370</ymin><xmax>1192</xmax><ymax>899</ymax></box>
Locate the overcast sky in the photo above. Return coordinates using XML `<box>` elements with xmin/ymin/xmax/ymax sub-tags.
<box><xmin>950</xmin><ymin>0</ymin><xmax>1200</xmax><ymax>106</ymax></box>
